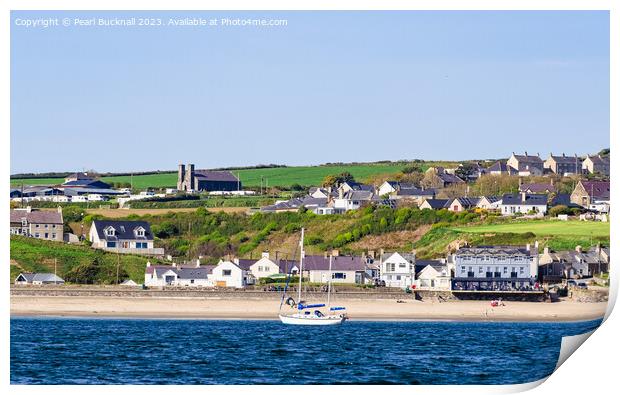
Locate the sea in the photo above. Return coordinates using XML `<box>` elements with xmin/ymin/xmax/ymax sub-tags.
<box><xmin>10</xmin><ymin>317</ymin><xmax>601</xmax><ymax>385</ymax></box>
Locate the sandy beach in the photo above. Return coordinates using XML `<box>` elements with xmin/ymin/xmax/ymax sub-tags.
<box><xmin>10</xmin><ymin>295</ymin><xmax>608</xmax><ymax>322</ymax></box>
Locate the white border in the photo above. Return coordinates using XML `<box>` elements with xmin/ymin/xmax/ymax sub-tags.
<box><xmin>2</xmin><ymin>1</ymin><xmax>617</xmax><ymax>395</ymax></box>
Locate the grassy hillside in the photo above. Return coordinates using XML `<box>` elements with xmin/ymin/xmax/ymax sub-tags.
<box><xmin>10</xmin><ymin>236</ymin><xmax>160</xmax><ymax>284</ymax></box>
<box><xmin>453</xmin><ymin>220</ymin><xmax>610</xmax><ymax>238</ymax></box>
<box><xmin>10</xmin><ymin>161</ymin><xmax>458</xmax><ymax>189</ymax></box>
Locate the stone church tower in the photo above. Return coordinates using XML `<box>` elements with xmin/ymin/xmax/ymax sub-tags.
<box><xmin>177</xmin><ymin>164</ymin><xmax>195</xmax><ymax>191</ymax></box>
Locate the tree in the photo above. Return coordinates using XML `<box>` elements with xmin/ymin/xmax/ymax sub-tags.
<box><xmin>402</xmin><ymin>164</ymin><xmax>423</xmax><ymax>174</ymax></box>
<box><xmin>321</xmin><ymin>172</ymin><xmax>356</xmax><ymax>187</ymax></box>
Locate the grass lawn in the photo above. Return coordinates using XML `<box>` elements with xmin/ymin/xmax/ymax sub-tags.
<box><xmin>453</xmin><ymin>220</ymin><xmax>610</xmax><ymax>238</ymax></box>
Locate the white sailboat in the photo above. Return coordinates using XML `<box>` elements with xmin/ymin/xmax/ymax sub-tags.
<box><xmin>278</xmin><ymin>228</ymin><xmax>347</xmax><ymax>325</ymax></box>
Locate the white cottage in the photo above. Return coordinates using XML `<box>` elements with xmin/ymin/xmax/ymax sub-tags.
<box><xmin>380</xmin><ymin>252</ymin><xmax>416</xmax><ymax>288</ymax></box>
<box><xmin>211</xmin><ymin>260</ymin><xmax>252</xmax><ymax>288</ymax></box>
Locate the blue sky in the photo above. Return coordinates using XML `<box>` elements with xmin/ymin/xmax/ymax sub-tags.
<box><xmin>11</xmin><ymin>11</ymin><xmax>609</xmax><ymax>174</ymax></box>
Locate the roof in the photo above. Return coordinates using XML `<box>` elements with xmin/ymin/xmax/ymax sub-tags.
<box><xmin>488</xmin><ymin>161</ymin><xmax>510</xmax><ymax>172</ymax></box>
<box><xmin>437</xmin><ymin>173</ymin><xmax>464</xmax><ymax>184</ymax></box>
<box><xmin>550</xmin><ymin>193</ymin><xmax>580</xmax><ymax>208</ymax></box>
<box><xmin>62</xmin><ymin>179</ymin><xmax>111</xmax><ymax>189</ymax></box>
<box><xmin>450</xmin><ymin>197</ymin><xmax>480</xmax><ymax>208</ymax></box>
<box><xmin>519</xmin><ymin>183</ymin><xmax>556</xmax><ymax>194</ymax></box>
<box><xmin>278</xmin><ymin>259</ymin><xmax>299</xmax><ymax>274</ymax></box>
<box><xmin>415</xmin><ymin>259</ymin><xmax>447</xmax><ymax>273</ymax></box>
<box><xmin>511</xmin><ymin>153</ymin><xmax>544</xmax><ymax>163</ymax></box>
<box><xmin>455</xmin><ymin>246</ymin><xmax>535</xmax><ymax>257</ymax></box>
<box><xmin>381</xmin><ymin>252</ymin><xmax>415</xmax><ymax>263</ymax></box>
<box><xmin>302</xmin><ymin>255</ymin><xmax>366</xmax><ymax>271</ymax></box>
<box><xmin>146</xmin><ymin>264</ymin><xmax>215</xmax><ymax>279</ymax></box>
<box><xmin>585</xmin><ymin>155</ymin><xmax>610</xmax><ymax>165</ymax></box>
<box><xmin>10</xmin><ymin>209</ymin><xmax>63</xmax><ymax>224</ymax></box>
<box><xmin>578</xmin><ymin>181</ymin><xmax>610</xmax><ymax>200</ymax></box>
<box><xmin>395</xmin><ymin>188</ymin><xmax>435</xmax><ymax>197</ymax></box>
<box><xmin>66</xmin><ymin>172</ymin><xmax>93</xmax><ymax>180</ymax></box>
<box><xmin>235</xmin><ymin>259</ymin><xmax>256</xmax><ymax>271</ymax></box>
<box><xmin>421</xmin><ymin>198</ymin><xmax>449</xmax><ymax>209</ymax></box>
<box><xmin>91</xmin><ymin>220</ymin><xmax>154</xmax><ymax>241</ymax></box>
<box><xmin>194</xmin><ymin>170</ymin><xmax>239</xmax><ymax>182</ymax></box>
<box><xmin>501</xmin><ymin>193</ymin><xmax>548</xmax><ymax>206</ymax></box>
<box><xmin>343</xmin><ymin>182</ymin><xmax>374</xmax><ymax>192</ymax></box>
<box><xmin>343</xmin><ymin>190</ymin><xmax>374</xmax><ymax>201</ymax></box>
<box><xmin>480</xmin><ymin>195</ymin><xmax>501</xmax><ymax>204</ymax></box>
<box><xmin>16</xmin><ymin>273</ymin><xmax>65</xmax><ymax>283</ymax></box>
<box><xmin>548</xmin><ymin>154</ymin><xmax>581</xmax><ymax>164</ymax></box>
<box><xmin>63</xmin><ymin>187</ymin><xmax>125</xmax><ymax>195</ymax></box>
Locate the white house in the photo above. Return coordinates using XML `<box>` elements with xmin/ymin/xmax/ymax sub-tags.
<box><xmin>211</xmin><ymin>260</ymin><xmax>252</xmax><ymax>288</ymax></box>
<box><xmin>452</xmin><ymin>245</ymin><xmax>539</xmax><ymax>291</ymax></box>
<box><xmin>380</xmin><ymin>252</ymin><xmax>416</xmax><ymax>288</ymax></box>
<box><xmin>247</xmin><ymin>252</ymin><xmax>281</xmax><ymax>280</ymax></box>
<box><xmin>89</xmin><ymin>220</ymin><xmax>164</xmax><ymax>256</ymax></box>
<box><xmin>144</xmin><ymin>262</ymin><xmax>214</xmax><ymax>287</ymax></box>
<box><xmin>499</xmin><ymin>193</ymin><xmax>548</xmax><ymax>216</ymax></box>
<box><xmin>14</xmin><ymin>272</ymin><xmax>65</xmax><ymax>285</ymax></box>
<box><xmin>302</xmin><ymin>254</ymin><xmax>368</xmax><ymax>284</ymax></box>
<box><xmin>333</xmin><ymin>190</ymin><xmax>374</xmax><ymax>212</ymax></box>
<box><xmin>415</xmin><ymin>260</ymin><xmax>451</xmax><ymax>290</ymax></box>
<box><xmin>476</xmin><ymin>196</ymin><xmax>502</xmax><ymax>211</ymax></box>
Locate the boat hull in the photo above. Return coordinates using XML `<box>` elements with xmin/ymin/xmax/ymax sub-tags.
<box><xmin>279</xmin><ymin>314</ymin><xmax>346</xmax><ymax>326</ymax></box>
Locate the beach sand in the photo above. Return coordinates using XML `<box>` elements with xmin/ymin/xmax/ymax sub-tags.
<box><xmin>10</xmin><ymin>296</ymin><xmax>608</xmax><ymax>322</ymax></box>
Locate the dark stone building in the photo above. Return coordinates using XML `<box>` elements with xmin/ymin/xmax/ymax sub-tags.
<box><xmin>177</xmin><ymin>164</ymin><xmax>241</xmax><ymax>192</ymax></box>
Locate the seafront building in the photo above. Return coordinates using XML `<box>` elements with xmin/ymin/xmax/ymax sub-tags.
<box><xmin>451</xmin><ymin>245</ymin><xmax>539</xmax><ymax>291</ymax></box>
<box><xmin>379</xmin><ymin>252</ymin><xmax>416</xmax><ymax>288</ymax></box>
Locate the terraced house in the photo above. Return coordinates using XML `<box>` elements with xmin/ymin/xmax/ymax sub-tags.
<box><xmin>89</xmin><ymin>220</ymin><xmax>164</xmax><ymax>256</ymax></box>
<box><xmin>10</xmin><ymin>206</ymin><xmax>63</xmax><ymax>242</ymax></box>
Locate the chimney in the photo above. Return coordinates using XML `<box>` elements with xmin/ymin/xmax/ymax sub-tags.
<box><xmin>262</xmin><ymin>251</ymin><xmax>269</xmax><ymax>259</ymax></box>
<box><xmin>324</xmin><ymin>251</ymin><xmax>328</xmax><ymax>258</ymax></box>
<box><xmin>57</xmin><ymin>206</ymin><xmax>63</xmax><ymax>214</ymax></box>
<box><xmin>575</xmin><ymin>245</ymin><xmax>582</xmax><ymax>253</ymax></box>
<box><xmin>537</xmin><ymin>152</ymin><xmax>540</xmax><ymax>158</ymax></box>
<box><xmin>233</xmin><ymin>257</ymin><xmax>239</xmax><ymax>264</ymax></box>
<box><xmin>379</xmin><ymin>248</ymin><xmax>385</xmax><ymax>257</ymax></box>
<box><xmin>562</xmin><ymin>153</ymin><xmax>566</xmax><ymax>158</ymax></box>
<box><xmin>178</xmin><ymin>164</ymin><xmax>185</xmax><ymax>190</ymax></box>
<box><xmin>338</xmin><ymin>188</ymin><xmax>344</xmax><ymax>199</ymax></box>
<box><xmin>332</xmin><ymin>249</ymin><xmax>339</xmax><ymax>257</ymax></box>
<box><xmin>146</xmin><ymin>261</ymin><xmax>151</xmax><ymax>267</ymax></box>
<box><xmin>196</xmin><ymin>259</ymin><xmax>201</xmax><ymax>267</ymax></box>
<box><xmin>525</xmin><ymin>151</ymin><xmax>528</xmax><ymax>156</ymax></box>
<box><xmin>26</xmin><ymin>206</ymin><xmax>32</xmax><ymax>213</ymax></box>
<box><xmin>526</xmin><ymin>243</ymin><xmax>531</xmax><ymax>251</ymax></box>
<box><xmin>172</xmin><ymin>262</ymin><xmax>176</xmax><ymax>267</ymax></box>
<box><xmin>534</xmin><ymin>240</ymin><xmax>539</xmax><ymax>249</ymax></box>
<box><xmin>521</xmin><ymin>191</ymin><xmax>527</xmax><ymax>202</ymax></box>
<box><xmin>543</xmin><ymin>246</ymin><xmax>549</xmax><ymax>255</ymax></box>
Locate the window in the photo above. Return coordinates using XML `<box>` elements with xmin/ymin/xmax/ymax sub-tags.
<box><xmin>223</xmin><ymin>270</ymin><xmax>232</xmax><ymax>276</ymax></box>
<box><xmin>52</xmin><ymin>225</ymin><xmax>56</xmax><ymax>229</ymax></box>
<box><xmin>478</xmin><ymin>267</ymin><xmax>483</xmax><ymax>273</ymax></box>
<box><xmin>396</xmin><ymin>275</ymin><xmax>401</xmax><ymax>281</ymax></box>
<box><xmin>44</xmin><ymin>233</ymin><xmax>49</xmax><ymax>238</ymax></box>
<box><xmin>519</xmin><ymin>267</ymin><xmax>524</xmax><ymax>274</ymax></box>
<box><xmin>332</xmin><ymin>272</ymin><xmax>346</xmax><ymax>279</ymax></box>
<box><xmin>52</xmin><ymin>233</ymin><xmax>56</xmax><ymax>239</ymax></box>
<box><xmin>460</xmin><ymin>267</ymin><xmax>466</xmax><ymax>273</ymax></box>
<box><xmin>21</xmin><ymin>219</ymin><xmax>27</xmax><ymax>226</ymax></box>
<box><xmin>399</xmin><ymin>263</ymin><xmax>406</xmax><ymax>268</ymax></box>
<box><xmin>503</xmin><ymin>267</ymin><xmax>508</xmax><ymax>274</ymax></box>
<box><xmin>106</xmin><ymin>227</ymin><xmax>115</xmax><ymax>236</ymax></box>
<box><xmin>135</xmin><ymin>228</ymin><xmax>145</xmax><ymax>237</ymax></box>
<box><xmin>35</xmin><ymin>224</ymin><xmax>40</xmax><ymax>228</ymax></box>
<box><xmin>107</xmin><ymin>241</ymin><xmax>116</xmax><ymax>248</ymax></box>
<box><xmin>35</xmin><ymin>233</ymin><xmax>40</xmax><ymax>238</ymax></box>
<box><xmin>45</xmin><ymin>224</ymin><xmax>49</xmax><ymax>229</ymax></box>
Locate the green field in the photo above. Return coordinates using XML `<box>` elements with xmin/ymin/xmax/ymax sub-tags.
<box><xmin>454</xmin><ymin>220</ymin><xmax>610</xmax><ymax>238</ymax></box>
<box><xmin>10</xmin><ymin>163</ymin><xmax>417</xmax><ymax>189</ymax></box>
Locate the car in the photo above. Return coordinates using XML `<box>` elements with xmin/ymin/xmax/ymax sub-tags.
<box><xmin>576</xmin><ymin>282</ymin><xmax>588</xmax><ymax>290</ymax></box>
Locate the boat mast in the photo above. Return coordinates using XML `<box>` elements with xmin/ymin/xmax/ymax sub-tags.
<box><xmin>327</xmin><ymin>253</ymin><xmax>332</xmax><ymax>311</ymax></box>
<box><xmin>298</xmin><ymin>228</ymin><xmax>304</xmax><ymax>303</ymax></box>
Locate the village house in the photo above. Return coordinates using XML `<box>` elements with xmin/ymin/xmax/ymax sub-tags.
<box><xmin>452</xmin><ymin>245</ymin><xmax>539</xmax><ymax>291</ymax></box>
<box><xmin>499</xmin><ymin>192</ymin><xmax>548</xmax><ymax>216</ymax></box>
<box><xmin>506</xmin><ymin>152</ymin><xmax>544</xmax><ymax>176</ymax></box>
<box><xmin>487</xmin><ymin>161</ymin><xmax>518</xmax><ymax>176</ymax></box>
<box><xmin>302</xmin><ymin>254</ymin><xmax>369</xmax><ymax>284</ymax></box>
<box><xmin>419</xmin><ymin>198</ymin><xmax>449</xmax><ymax>210</ymax></box>
<box><xmin>231</xmin><ymin>255</ymin><xmax>279</xmax><ymax>282</ymax></box>
<box><xmin>333</xmin><ymin>189</ymin><xmax>374</xmax><ymax>212</ymax></box>
<box><xmin>308</xmin><ymin>187</ymin><xmax>335</xmax><ymax>199</ymax></box>
<box><xmin>425</xmin><ymin>167</ymin><xmax>465</xmax><ymax>188</ymax></box>
<box><xmin>390</xmin><ymin>187</ymin><xmax>436</xmax><ymax>205</ymax></box>
<box><xmin>379</xmin><ymin>252</ymin><xmax>416</xmax><ymax>288</ymax></box>
<box><xmin>10</xmin><ymin>206</ymin><xmax>64</xmax><ymax>242</ymax></box>
<box><xmin>177</xmin><ymin>163</ymin><xmax>241</xmax><ymax>192</ymax></box>
<box><xmin>144</xmin><ymin>262</ymin><xmax>215</xmax><ymax>287</ymax></box>
<box><xmin>278</xmin><ymin>259</ymin><xmax>300</xmax><ymax>275</ymax></box>
<box><xmin>89</xmin><ymin>220</ymin><xmax>164</xmax><ymax>256</ymax></box>
<box><xmin>446</xmin><ymin>197</ymin><xmax>480</xmax><ymax>212</ymax></box>
<box><xmin>337</xmin><ymin>181</ymin><xmax>375</xmax><ymax>195</ymax></box>
<box><xmin>414</xmin><ymin>259</ymin><xmax>451</xmax><ymax>290</ymax></box>
<box><xmin>518</xmin><ymin>182</ymin><xmax>556</xmax><ymax>194</ymax></box>
<box><xmin>544</xmin><ymin>153</ymin><xmax>582</xmax><ymax>175</ymax></box>
<box><xmin>570</xmin><ymin>180</ymin><xmax>610</xmax><ymax>208</ymax></box>
<box><xmin>582</xmin><ymin>155</ymin><xmax>610</xmax><ymax>176</ymax></box>
<box><xmin>377</xmin><ymin>181</ymin><xmax>417</xmax><ymax>196</ymax></box>
<box><xmin>14</xmin><ymin>272</ymin><xmax>65</xmax><ymax>285</ymax></box>
<box><xmin>212</xmin><ymin>259</ymin><xmax>253</xmax><ymax>288</ymax></box>
<box><xmin>475</xmin><ymin>196</ymin><xmax>502</xmax><ymax>211</ymax></box>
<box><xmin>538</xmin><ymin>246</ymin><xmax>600</xmax><ymax>280</ymax></box>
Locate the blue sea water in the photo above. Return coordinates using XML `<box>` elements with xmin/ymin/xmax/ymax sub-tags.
<box><xmin>10</xmin><ymin>317</ymin><xmax>601</xmax><ymax>385</ymax></box>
